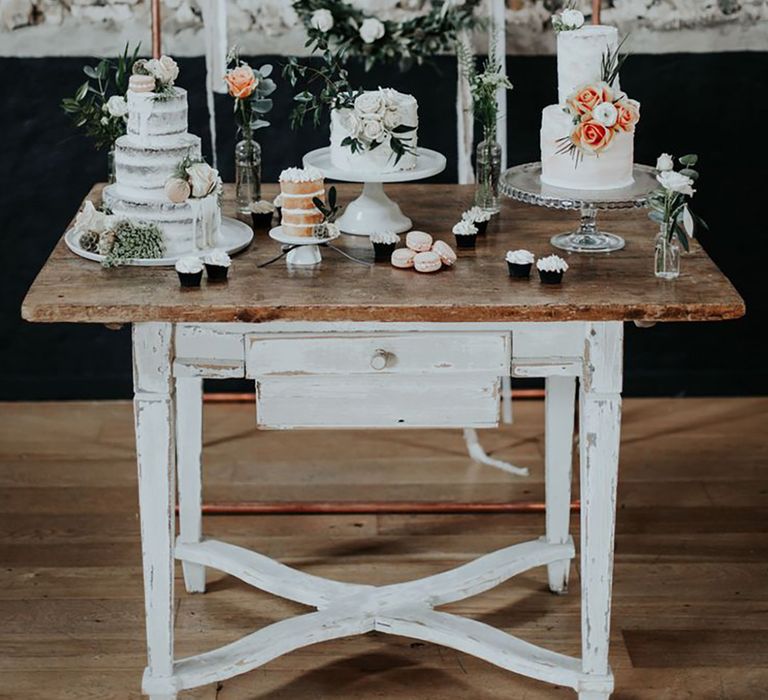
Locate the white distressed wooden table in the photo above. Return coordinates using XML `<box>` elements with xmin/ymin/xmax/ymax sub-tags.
<box><xmin>22</xmin><ymin>184</ymin><xmax>745</xmax><ymax>699</ymax></box>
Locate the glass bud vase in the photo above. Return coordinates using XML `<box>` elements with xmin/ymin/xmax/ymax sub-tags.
<box><xmin>474</xmin><ymin>139</ymin><xmax>502</xmax><ymax>214</ymax></box>
<box><xmin>235</xmin><ymin>139</ymin><xmax>262</xmax><ymax>215</ymax></box>
<box><xmin>654</xmin><ymin>224</ymin><xmax>681</xmax><ymax>279</ymax></box>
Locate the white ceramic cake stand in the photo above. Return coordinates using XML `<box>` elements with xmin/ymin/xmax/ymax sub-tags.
<box><xmin>268</xmin><ymin>225</ymin><xmax>341</xmax><ymax>266</ymax></box>
<box><xmin>302</xmin><ymin>147</ymin><xmax>446</xmax><ymax>237</ymax></box>
<box><xmin>65</xmin><ymin>216</ymin><xmax>253</xmax><ymax>267</ymax></box>
<box><xmin>500</xmin><ymin>162</ymin><xmax>658</xmax><ymax>253</ymax></box>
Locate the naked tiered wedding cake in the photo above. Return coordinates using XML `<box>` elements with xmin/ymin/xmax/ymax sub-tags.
<box><xmin>329</xmin><ymin>88</ymin><xmax>419</xmax><ymax>173</ymax></box>
<box><xmin>540</xmin><ymin>17</ymin><xmax>640</xmax><ymax>191</ymax></box>
<box><xmin>103</xmin><ymin>57</ymin><xmax>222</xmax><ymax>256</ymax></box>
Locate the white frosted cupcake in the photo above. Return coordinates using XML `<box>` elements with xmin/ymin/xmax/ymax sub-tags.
<box><xmin>536</xmin><ymin>254</ymin><xmax>569</xmax><ymax>284</ymax></box>
<box><xmin>453</xmin><ymin>220</ymin><xmax>478</xmax><ymax>249</ymax></box>
<box><xmin>370</xmin><ymin>231</ymin><xmax>400</xmax><ymax>262</ymax></box>
<box><xmin>506</xmin><ymin>249</ymin><xmax>535</xmax><ymax>278</ymax></box>
<box><xmin>249</xmin><ymin>200</ymin><xmax>275</xmax><ymax>230</ymax></box>
<box><xmin>462</xmin><ymin>206</ymin><xmax>492</xmax><ymax>234</ymax></box>
<box><xmin>203</xmin><ymin>249</ymin><xmax>231</xmax><ymax>282</ymax></box>
<box><xmin>175</xmin><ymin>256</ymin><xmax>203</xmax><ymax>288</ymax></box>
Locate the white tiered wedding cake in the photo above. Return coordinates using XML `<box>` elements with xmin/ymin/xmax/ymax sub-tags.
<box><xmin>330</xmin><ymin>88</ymin><xmax>418</xmax><ymax>173</ymax></box>
<box><xmin>540</xmin><ymin>21</ymin><xmax>640</xmax><ymax>191</ymax></box>
<box><xmin>103</xmin><ymin>57</ymin><xmax>221</xmax><ymax>257</ymax></box>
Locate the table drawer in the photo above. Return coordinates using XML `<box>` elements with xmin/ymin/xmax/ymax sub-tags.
<box><xmin>246</xmin><ymin>332</ymin><xmax>510</xmax><ymax>378</ymax></box>
<box><xmin>255</xmin><ymin>374</ymin><xmax>501</xmax><ymax>429</ymax></box>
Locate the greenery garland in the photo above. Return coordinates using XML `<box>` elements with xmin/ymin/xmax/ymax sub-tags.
<box><xmin>292</xmin><ymin>0</ymin><xmax>483</xmax><ymax>71</ymax></box>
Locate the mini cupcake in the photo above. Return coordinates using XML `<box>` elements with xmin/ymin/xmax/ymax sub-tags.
<box><xmin>370</xmin><ymin>231</ymin><xmax>400</xmax><ymax>262</ymax></box>
<box><xmin>273</xmin><ymin>193</ymin><xmax>283</xmax><ymax>222</ymax></box>
<box><xmin>453</xmin><ymin>220</ymin><xmax>478</xmax><ymax>249</ymax></box>
<box><xmin>250</xmin><ymin>200</ymin><xmax>275</xmax><ymax>230</ymax></box>
<box><xmin>536</xmin><ymin>254</ymin><xmax>569</xmax><ymax>284</ymax></box>
<box><xmin>175</xmin><ymin>256</ymin><xmax>203</xmax><ymax>288</ymax></box>
<box><xmin>203</xmin><ymin>249</ymin><xmax>231</xmax><ymax>282</ymax></box>
<box><xmin>506</xmin><ymin>249</ymin><xmax>535</xmax><ymax>279</ymax></box>
<box><xmin>462</xmin><ymin>206</ymin><xmax>492</xmax><ymax>235</ymax></box>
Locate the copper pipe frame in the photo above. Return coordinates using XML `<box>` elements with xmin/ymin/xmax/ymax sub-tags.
<box><xmin>592</xmin><ymin>0</ymin><xmax>601</xmax><ymax>25</ymax></box>
<box><xmin>151</xmin><ymin>0</ymin><xmax>162</xmax><ymax>58</ymax></box>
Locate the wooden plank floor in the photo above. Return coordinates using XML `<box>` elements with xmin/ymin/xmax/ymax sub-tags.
<box><xmin>0</xmin><ymin>398</ymin><xmax>767</xmax><ymax>700</ymax></box>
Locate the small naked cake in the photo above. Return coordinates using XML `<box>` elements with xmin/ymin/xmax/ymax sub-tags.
<box><xmin>330</xmin><ymin>88</ymin><xmax>418</xmax><ymax>173</ymax></box>
<box><xmin>279</xmin><ymin>167</ymin><xmax>325</xmax><ymax>237</ymax></box>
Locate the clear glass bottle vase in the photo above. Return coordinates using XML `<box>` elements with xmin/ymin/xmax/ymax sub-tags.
<box><xmin>474</xmin><ymin>139</ymin><xmax>502</xmax><ymax>214</ymax></box>
<box><xmin>235</xmin><ymin>138</ymin><xmax>262</xmax><ymax>214</ymax></box>
<box><xmin>654</xmin><ymin>223</ymin><xmax>681</xmax><ymax>279</ymax></box>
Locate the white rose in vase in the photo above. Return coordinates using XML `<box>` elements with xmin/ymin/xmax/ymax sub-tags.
<box><xmin>74</xmin><ymin>200</ymin><xmax>107</xmax><ymax>234</ymax></box>
<box><xmin>146</xmin><ymin>55</ymin><xmax>179</xmax><ymax>86</ymax></box>
<box><xmin>361</xmin><ymin>117</ymin><xmax>385</xmax><ymax>142</ymax></box>
<box><xmin>657</xmin><ymin>170</ymin><xmax>696</xmax><ymax>197</ymax></box>
<box><xmin>354</xmin><ymin>91</ymin><xmax>384</xmax><ymax>116</ymax></box>
<box><xmin>310</xmin><ymin>8</ymin><xmax>334</xmax><ymax>32</ymax></box>
<box><xmin>186</xmin><ymin>162</ymin><xmax>220</xmax><ymax>198</ymax></box>
<box><xmin>656</xmin><ymin>153</ymin><xmax>674</xmax><ymax>172</ymax></box>
<box><xmin>106</xmin><ymin>95</ymin><xmax>128</xmax><ymax>118</ymax></box>
<box><xmin>359</xmin><ymin>18</ymin><xmax>385</xmax><ymax>44</ymax></box>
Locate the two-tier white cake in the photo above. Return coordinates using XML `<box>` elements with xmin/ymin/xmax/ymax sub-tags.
<box><xmin>329</xmin><ymin>88</ymin><xmax>419</xmax><ymax>173</ymax></box>
<box><xmin>540</xmin><ymin>25</ymin><xmax>640</xmax><ymax>191</ymax></box>
<box><xmin>103</xmin><ymin>71</ymin><xmax>221</xmax><ymax>256</ymax></box>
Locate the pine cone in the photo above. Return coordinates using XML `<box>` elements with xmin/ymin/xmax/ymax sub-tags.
<box><xmin>79</xmin><ymin>230</ymin><xmax>100</xmax><ymax>253</ymax></box>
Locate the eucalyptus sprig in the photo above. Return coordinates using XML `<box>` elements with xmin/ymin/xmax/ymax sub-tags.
<box><xmin>648</xmin><ymin>153</ymin><xmax>708</xmax><ymax>252</ymax></box>
<box><xmin>61</xmin><ymin>43</ymin><xmax>141</xmax><ymax>150</ymax></box>
<box><xmin>313</xmin><ymin>186</ymin><xmax>340</xmax><ymax>224</ymax></box>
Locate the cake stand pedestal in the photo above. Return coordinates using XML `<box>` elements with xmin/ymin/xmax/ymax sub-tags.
<box><xmin>268</xmin><ymin>226</ymin><xmax>341</xmax><ymax>267</ymax></box>
<box><xmin>500</xmin><ymin>162</ymin><xmax>657</xmax><ymax>253</ymax></box>
<box><xmin>303</xmin><ymin>147</ymin><xmax>446</xmax><ymax>237</ymax></box>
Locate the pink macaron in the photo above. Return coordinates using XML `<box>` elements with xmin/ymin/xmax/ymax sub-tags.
<box><xmin>391</xmin><ymin>248</ymin><xmax>417</xmax><ymax>269</ymax></box>
<box><xmin>414</xmin><ymin>251</ymin><xmax>442</xmax><ymax>273</ymax></box>
<box><xmin>431</xmin><ymin>240</ymin><xmax>457</xmax><ymax>267</ymax></box>
<box><xmin>406</xmin><ymin>230</ymin><xmax>433</xmax><ymax>253</ymax></box>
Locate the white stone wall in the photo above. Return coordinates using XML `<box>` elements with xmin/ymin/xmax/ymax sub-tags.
<box><xmin>1</xmin><ymin>0</ymin><xmax>767</xmax><ymax>55</ymax></box>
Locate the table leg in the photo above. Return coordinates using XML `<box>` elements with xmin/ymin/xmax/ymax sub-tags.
<box><xmin>578</xmin><ymin>322</ymin><xmax>622</xmax><ymax>700</ymax></box>
<box><xmin>133</xmin><ymin>323</ymin><xmax>178</xmax><ymax>700</ymax></box>
<box><xmin>176</xmin><ymin>376</ymin><xmax>206</xmax><ymax>593</ymax></box>
<box><xmin>545</xmin><ymin>375</ymin><xmax>576</xmax><ymax>594</ymax></box>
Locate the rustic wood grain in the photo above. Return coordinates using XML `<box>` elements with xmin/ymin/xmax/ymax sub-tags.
<box><xmin>21</xmin><ymin>184</ymin><xmax>745</xmax><ymax>324</ymax></box>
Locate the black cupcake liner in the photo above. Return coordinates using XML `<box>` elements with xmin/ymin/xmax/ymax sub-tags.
<box><xmin>538</xmin><ymin>269</ymin><xmax>564</xmax><ymax>285</ymax></box>
<box><xmin>372</xmin><ymin>241</ymin><xmax>398</xmax><ymax>262</ymax></box>
<box><xmin>205</xmin><ymin>263</ymin><xmax>229</xmax><ymax>282</ymax></box>
<box><xmin>177</xmin><ymin>270</ymin><xmax>203</xmax><ymax>288</ymax></box>
<box><xmin>475</xmin><ymin>219</ymin><xmax>489</xmax><ymax>235</ymax></box>
<box><xmin>251</xmin><ymin>211</ymin><xmax>274</xmax><ymax>230</ymax></box>
<box><xmin>454</xmin><ymin>234</ymin><xmax>477</xmax><ymax>250</ymax></box>
<box><xmin>507</xmin><ymin>261</ymin><xmax>532</xmax><ymax>279</ymax></box>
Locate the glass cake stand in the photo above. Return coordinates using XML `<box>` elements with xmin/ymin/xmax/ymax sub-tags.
<box><xmin>500</xmin><ymin>162</ymin><xmax>657</xmax><ymax>253</ymax></box>
<box><xmin>303</xmin><ymin>147</ymin><xmax>446</xmax><ymax>236</ymax></box>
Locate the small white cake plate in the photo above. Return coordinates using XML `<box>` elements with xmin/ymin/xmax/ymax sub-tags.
<box><xmin>500</xmin><ymin>162</ymin><xmax>658</xmax><ymax>253</ymax></box>
<box><xmin>268</xmin><ymin>225</ymin><xmax>341</xmax><ymax>266</ymax></box>
<box><xmin>65</xmin><ymin>216</ymin><xmax>253</xmax><ymax>267</ymax></box>
<box><xmin>303</xmin><ymin>147</ymin><xmax>446</xmax><ymax>237</ymax></box>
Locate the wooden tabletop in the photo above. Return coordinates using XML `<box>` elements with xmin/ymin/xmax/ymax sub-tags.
<box><xmin>21</xmin><ymin>183</ymin><xmax>744</xmax><ymax>325</ymax></box>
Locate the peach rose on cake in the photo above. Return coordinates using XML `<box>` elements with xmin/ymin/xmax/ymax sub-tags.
<box><xmin>615</xmin><ymin>99</ymin><xmax>640</xmax><ymax>132</ymax></box>
<box><xmin>568</xmin><ymin>84</ymin><xmax>603</xmax><ymax>116</ymax></box>
<box><xmin>225</xmin><ymin>64</ymin><xmax>258</xmax><ymax>99</ymax></box>
<box><xmin>572</xmin><ymin>120</ymin><xmax>614</xmax><ymax>154</ymax></box>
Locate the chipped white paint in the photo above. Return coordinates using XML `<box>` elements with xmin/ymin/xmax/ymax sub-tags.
<box><xmin>133</xmin><ymin>320</ymin><xmax>624</xmax><ymax>699</ymax></box>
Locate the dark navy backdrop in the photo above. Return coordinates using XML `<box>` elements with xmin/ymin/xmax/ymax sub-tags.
<box><xmin>1</xmin><ymin>53</ymin><xmax>765</xmax><ymax>399</ymax></box>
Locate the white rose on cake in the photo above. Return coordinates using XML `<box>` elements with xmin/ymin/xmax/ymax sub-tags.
<box><xmin>106</xmin><ymin>95</ymin><xmax>128</xmax><ymax>118</ymax></box>
<box><xmin>656</xmin><ymin>153</ymin><xmax>675</xmax><ymax>172</ymax></box>
<box><xmin>354</xmin><ymin>91</ymin><xmax>384</xmax><ymax>116</ymax></box>
<box><xmin>361</xmin><ymin>117</ymin><xmax>385</xmax><ymax>142</ymax></box>
<box><xmin>310</xmin><ymin>9</ymin><xmax>334</xmax><ymax>32</ymax></box>
<box><xmin>359</xmin><ymin>18</ymin><xmax>385</xmax><ymax>44</ymax></box>
<box><xmin>186</xmin><ymin>162</ymin><xmax>220</xmax><ymax>198</ymax></box>
<box><xmin>146</xmin><ymin>55</ymin><xmax>179</xmax><ymax>86</ymax></box>
<box><xmin>657</xmin><ymin>170</ymin><xmax>695</xmax><ymax>197</ymax></box>
<box><xmin>561</xmin><ymin>9</ymin><xmax>585</xmax><ymax>29</ymax></box>
<box><xmin>74</xmin><ymin>200</ymin><xmax>107</xmax><ymax>234</ymax></box>
<box><xmin>339</xmin><ymin>110</ymin><xmax>362</xmax><ymax>138</ymax></box>
<box><xmin>592</xmin><ymin>102</ymin><xmax>618</xmax><ymax>128</ymax></box>
<box><xmin>383</xmin><ymin>109</ymin><xmax>402</xmax><ymax>130</ymax></box>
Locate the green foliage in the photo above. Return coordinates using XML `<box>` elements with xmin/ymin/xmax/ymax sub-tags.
<box><xmin>600</xmin><ymin>35</ymin><xmax>630</xmax><ymax>88</ymax></box>
<box><xmin>103</xmin><ymin>219</ymin><xmax>165</xmax><ymax>268</ymax></box>
<box><xmin>293</xmin><ymin>0</ymin><xmax>482</xmax><ymax>73</ymax></box>
<box><xmin>312</xmin><ymin>186</ymin><xmax>340</xmax><ymax>223</ymax></box>
<box><xmin>61</xmin><ymin>44</ymin><xmax>141</xmax><ymax>151</ymax></box>
<box><xmin>455</xmin><ymin>33</ymin><xmax>513</xmax><ymax>142</ymax></box>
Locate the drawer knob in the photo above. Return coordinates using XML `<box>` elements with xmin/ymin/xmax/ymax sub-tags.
<box><xmin>370</xmin><ymin>349</ymin><xmax>393</xmax><ymax>371</ymax></box>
